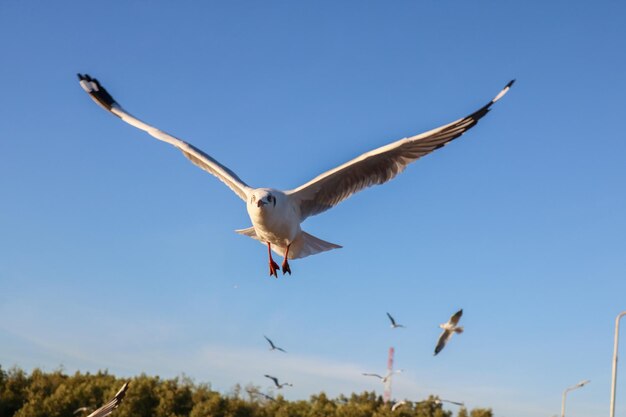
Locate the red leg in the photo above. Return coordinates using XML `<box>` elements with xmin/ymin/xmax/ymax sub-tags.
<box><xmin>281</xmin><ymin>244</ymin><xmax>291</xmax><ymax>275</ymax></box>
<box><xmin>267</xmin><ymin>242</ymin><xmax>280</xmax><ymax>278</ymax></box>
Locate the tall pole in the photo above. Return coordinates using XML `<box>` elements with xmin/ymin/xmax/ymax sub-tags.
<box><xmin>383</xmin><ymin>347</ymin><xmax>394</xmax><ymax>403</ymax></box>
<box><xmin>561</xmin><ymin>380</ymin><xmax>590</xmax><ymax>417</ymax></box>
<box><xmin>610</xmin><ymin>312</ymin><xmax>626</xmax><ymax>417</ymax></box>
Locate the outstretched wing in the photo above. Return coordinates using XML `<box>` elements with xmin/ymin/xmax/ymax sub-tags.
<box><xmin>78</xmin><ymin>74</ymin><xmax>252</xmax><ymax>201</ymax></box>
<box><xmin>386</xmin><ymin>312</ymin><xmax>397</xmax><ymax>326</ymax></box>
<box><xmin>288</xmin><ymin>80</ymin><xmax>515</xmax><ymax>221</ymax></box>
<box><xmin>434</xmin><ymin>329</ymin><xmax>451</xmax><ymax>356</ymax></box>
<box><xmin>441</xmin><ymin>399</ymin><xmax>465</xmax><ymax>406</ymax></box>
<box><xmin>362</xmin><ymin>373</ymin><xmax>384</xmax><ymax>379</ymax></box>
<box><xmin>264</xmin><ymin>374</ymin><xmax>280</xmax><ymax>387</ymax></box>
<box><xmin>449</xmin><ymin>309</ymin><xmax>463</xmax><ymax>326</ymax></box>
<box><xmin>86</xmin><ymin>382</ymin><xmax>129</xmax><ymax>417</ymax></box>
<box><xmin>263</xmin><ymin>335</ymin><xmax>275</xmax><ymax>348</ymax></box>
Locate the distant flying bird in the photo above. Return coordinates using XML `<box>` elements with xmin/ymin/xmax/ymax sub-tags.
<box><xmin>386</xmin><ymin>312</ymin><xmax>405</xmax><ymax>328</ymax></box>
<box><xmin>258</xmin><ymin>392</ymin><xmax>276</xmax><ymax>402</ymax></box>
<box><xmin>264</xmin><ymin>374</ymin><xmax>293</xmax><ymax>389</ymax></box>
<box><xmin>74</xmin><ymin>382</ymin><xmax>129</xmax><ymax>417</ymax></box>
<box><xmin>416</xmin><ymin>398</ymin><xmax>465</xmax><ymax>407</ymax></box>
<box><xmin>437</xmin><ymin>399</ymin><xmax>465</xmax><ymax>407</ymax></box>
<box><xmin>78</xmin><ymin>74</ymin><xmax>514</xmax><ymax>278</ymax></box>
<box><xmin>263</xmin><ymin>335</ymin><xmax>287</xmax><ymax>352</ymax></box>
<box><xmin>434</xmin><ymin>309</ymin><xmax>464</xmax><ymax>355</ymax></box>
<box><xmin>246</xmin><ymin>388</ymin><xmax>276</xmax><ymax>402</ymax></box>
<box><xmin>362</xmin><ymin>369</ymin><xmax>403</xmax><ymax>383</ymax></box>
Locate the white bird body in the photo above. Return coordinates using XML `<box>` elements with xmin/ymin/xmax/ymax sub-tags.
<box><xmin>78</xmin><ymin>74</ymin><xmax>513</xmax><ymax>277</ymax></box>
<box><xmin>244</xmin><ymin>189</ymin><xmax>301</xmax><ymax>252</ymax></box>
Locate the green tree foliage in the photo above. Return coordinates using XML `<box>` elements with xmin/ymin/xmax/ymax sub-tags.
<box><xmin>0</xmin><ymin>365</ymin><xmax>491</xmax><ymax>417</ymax></box>
<box><xmin>469</xmin><ymin>408</ymin><xmax>493</xmax><ymax>417</ymax></box>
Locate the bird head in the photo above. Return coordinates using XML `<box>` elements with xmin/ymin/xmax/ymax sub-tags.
<box><xmin>249</xmin><ymin>189</ymin><xmax>277</xmax><ymax>210</ymax></box>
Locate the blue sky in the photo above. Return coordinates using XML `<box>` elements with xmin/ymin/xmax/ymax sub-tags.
<box><xmin>1</xmin><ymin>1</ymin><xmax>625</xmax><ymax>416</ymax></box>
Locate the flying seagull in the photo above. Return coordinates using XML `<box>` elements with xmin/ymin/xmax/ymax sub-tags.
<box><xmin>386</xmin><ymin>312</ymin><xmax>405</xmax><ymax>328</ymax></box>
<box><xmin>263</xmin><ymin>335</ymin><xmax>287</xmax><ymax>352</ymax></box>
<box><xmin>74</xmin><ymin>382</ymin><xmax>129</xmax><ymax>417</ymax></box>
<box><xmin>437</xmin><ymin>399</ymin><xmax>465</xmax><ymax>407</ymax></box>
<box><xmin>362</xmin><ymin>369</ymin><xmax>403</xmax><ymax>383</ymax></box>
<box><xmin>246</xmin><ymin>388</ymin><xmax>276</xmax><ymax>402</ymax></box>
<box><xmin>264</xmin><ymin>374</ymin><xmax>293</xmax><ymax>389</ymax></box>
<box><xmin>78</xmin><ymin>74</ymin><xmax>514</xmax><ymax>277</ymax></box>
<box><xmin>434</xmin><ymin>309</ymin><xmax>464</xmax><ymax>355</ymax></box>
<box><xmin>416</xmin><ymin>398</ymin><xmax>465</xmax><ymax>407</ymax></box>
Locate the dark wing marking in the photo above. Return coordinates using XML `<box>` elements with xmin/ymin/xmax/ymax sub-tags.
<box><xmin>434</xmin><ymin>330</ymin><xmax>451</xmax><ymax>356</ymax></box>
<box><xmin>264</xmin><ymin>335</ymin><xmax>276</xmax><ymax>349</ymax></box>
<box><xmin>264</xmin><ymin>374</ymin><xmax>280</xmax><ymax>387</ymax></box>
<box><xmin>362</xmin><ymin>373</ymin><xmax>384</xmax><ymax>379</ymax></box>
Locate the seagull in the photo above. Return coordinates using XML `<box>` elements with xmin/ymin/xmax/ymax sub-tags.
<box><xmin>246</xmin><ymin>388</ymin><xmax>276</xmax><ymax>402</ymax></box>
<box><xmin>78</xmin><ymin>74</ymin><xmax>514</xmax><ymax>277</ymax></box>
<box><xmin>437</xmin><ymin>399</ymin><xmax>465</xmax><ymax>407</ymax></box>
<box><xmin>416</xmin><ymin>398</ymin><xmax>465</xmax><ymax>407</ymax></box>
<box><xmin>434</xmin><ymin>309</ymin><xmax>463</xmax><ymax>355</ymax></box>
<box><xmin>257</xmin><ymin>392</ymin><xmax>276</xmax><ymax>402</ymax></box>
<box><xmin>362</xmin><ymin>369</ymin><xmax>403</xmax><ymax>383</ymax></box>
<box><xmin>386</xmin><ymin>312</ymin><xmax>405</xmax><ymax>328</ymax></box>
<box><xmin>74</xmin><ymin>382</ymin><xmax>129</xmax><ymax>417</ymax></box>
<box><xmin>264</xmin><ymin>374</ymin><xmax>293</xmax><ymax>389</ymax></box>
<box><xmin>263</xmin><ymin>335</ymin><xmax>287</xmax><ymax>352</ymax></box>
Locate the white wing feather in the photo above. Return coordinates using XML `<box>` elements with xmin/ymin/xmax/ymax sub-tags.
<box><xmin>78</xmin><ymin>74</ymin><xmax>252</xmax><ymax>201</ymax></box>
<box><xmin>288</xmin><ymin>80</ymin><xmax>514</xmax><ymax>221</ymax></box>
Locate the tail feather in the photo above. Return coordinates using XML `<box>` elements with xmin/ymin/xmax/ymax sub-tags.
<box><xmin>235</xmin><ymin>227</ymin><xmax>341</xmax><ymax>259</ymax></box>
<box><xmin>235</xmin><ymin>226</ymin><xmax>260</xmax><ymax>240</ymax></box>
<box><xmin>454</xmin><ymin>327</ymin><xmax>464</xmax><ymax>334</ymax></box>
<box><xmin>289</xmin><ymin>231</ymin><xmax>341</xmax><ymax>259</ymax></box>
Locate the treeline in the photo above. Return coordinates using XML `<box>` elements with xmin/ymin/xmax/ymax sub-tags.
<box><xmin>0</xmin><ymin>365</ymin><xmax>493</xmax><ymax>417</ymax></box>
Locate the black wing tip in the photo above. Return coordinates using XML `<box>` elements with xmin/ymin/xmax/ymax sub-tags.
<box><xmin>505</xmin><ymin>79</ymin><xmax>516</xmax><ymax>89</ymax></box>
<box><xmin>77</xmin><ymin>73</ymin><xmax>119</xmax><ymax>112</ymax></box>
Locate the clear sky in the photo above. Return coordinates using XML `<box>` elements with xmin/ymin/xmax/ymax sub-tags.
<box><xmin>1</xmin><ymin>1</ymin><xmax>625</xmax><ymax>416</ymax></box>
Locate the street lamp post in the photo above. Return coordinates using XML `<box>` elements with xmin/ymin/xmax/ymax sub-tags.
<box><xmin>561</xmin><ymin>380</ymin><xmax>590</xmax><ymax>417</ymax></box>
<box><xmin>610</xmin><ymin>312</ymin><xmax>626</xmax><ymax>417</ymax></box>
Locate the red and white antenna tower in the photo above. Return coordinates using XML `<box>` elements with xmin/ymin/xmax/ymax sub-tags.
<box><xmin>383</xmin><ymin>346</ymin><xmax>395</xmax><ymax>403</ymax></box>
